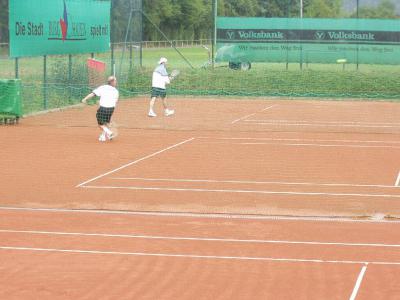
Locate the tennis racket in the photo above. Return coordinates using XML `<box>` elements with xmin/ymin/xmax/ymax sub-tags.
<box><xmin>170</xmin><ymin>69</ymin><xmax>180</xmax><ymax>81</ymax></box>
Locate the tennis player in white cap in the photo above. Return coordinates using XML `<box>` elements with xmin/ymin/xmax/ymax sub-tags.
<box><xmin>148</xmin><ymin>57</ymin><xmax>174</xmax><ymax>117</ymax></box>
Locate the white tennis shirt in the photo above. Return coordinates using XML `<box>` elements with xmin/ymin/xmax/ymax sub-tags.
<box><xmin>152</xmin><ymin>64</ymin><xmax>170</xmax><ymax>89</ymax></box>
<box><xmin>93</xmin><ymin>85</ymin><xmax>119</xmax><ymax>108</ymax></box>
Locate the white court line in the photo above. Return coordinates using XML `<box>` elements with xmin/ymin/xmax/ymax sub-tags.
<box><xmin>196</xmin><ymin>137</ymin><xmax>400</xmax><ymax>145</ymax></box>
<box><xmin>1</xmin><ymin>229</ymin><xmax>400</xmax><ymax>248</ymax></box>
<box><xmin>235</xmin><ymin>142</ymin><xmax>400</xmax><ymax>149</ymax></box>
<box><xmin>231</xmin><ymin>105</ymin><xmax>277</xmax><ymax>124</ymax></box>
<box><xmin>349</xmin><ymin>263</ymin><xmax>368</xmax><ymax>300</ymax></box>
<box><xmin>81</xmin><ymin>185</ymin><xmax>400</xmax><ymax>199</ymax></box>
<box><xmin>1</xmin><ymin>246</ymin><xmax>400</xmax><ymax>266</ymax></box>
<box><xmin>244</xmin><ymin>122</ymin><xmax>400</xmax><ymax>129</ymax></box>
<box><xmin>111</xmin><ymin>177</ymin><xmax>397</xmax><ymax>189</ymax></box>
<box><xmin>1</xmin><ymin>206</ymin><xmax>399</xmax><ymax>223</ymax></box>
<box><xmin>395</xmin><ymin>171</ymin><xmax>400</xmax><ymax>187</ymax></box>
<box><xmin>244</xmin><ymin>120</ymin><xmax>400</xmax><ymax>126</ymax></box>
<box><xmin>76</xmin><ymin>137</ymin><xmax>195</xmax><ymax>187</ymax></box>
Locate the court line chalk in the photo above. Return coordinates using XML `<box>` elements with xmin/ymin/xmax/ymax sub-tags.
<box><xmin>76</xmin><ymin>137</ymin><xmax>195</xmax><ymax>187</ymax></box>
<box><xmin>231</xmin><ymin>104</ymin><xmax>277</xmax><ymax>124</ymax></box>
<box><xmin>349</xmin><ymin>263</ymin><xmax>368</xmax><ymax>300</ymax></box>
<box><xmin>1</xmin><ymin>229</ymin><xmax>400</xmax><ymax>248</ymax></box>
<box><xmin>1</xmin><ymin>246</ymin><xmax>400</xmax><ymax>266</ymax></box>
<box><xmin>81</xmin><ymin>185</ymin><xmax>400</xmax><ymax>199</ymax></box>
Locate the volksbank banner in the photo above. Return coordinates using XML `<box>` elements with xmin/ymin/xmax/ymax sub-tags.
<box><xmin>216</xmin><ymin>17</ymin><xmax>400</xmax><ymax>65</ymax></box>
<box><xmin>9</xmin><ymin>0</ymin><xmax>110</xmax><ymax>58</ymax></box>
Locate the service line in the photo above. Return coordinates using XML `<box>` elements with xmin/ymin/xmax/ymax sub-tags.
<box><xmin>1</xmin><ymin>246</ymin><xmax>400</xmax><ymax>266</ymax></box>
<box><xmin>231</xmin><ymin>104</ymin><xmax>277</xmax><ymax>124</ymax></box>
<box><xmin>1</xmin><ymin>229</ymin><xmax>400</xmax><ymax>248</ymax></box>
<box><xmin>111</xmin><ymin>177</ymin><xmax>397</xmax><ymax>189</ymax></box>
<box><xmin>76</xmin><ymin>137</ymin><xmax>195</xmax><ymax>187</ymax></box>
<box><xmin>81</xmin><ymin>185</ymin><xmax>400</xmax><ymax>199</ymax></box>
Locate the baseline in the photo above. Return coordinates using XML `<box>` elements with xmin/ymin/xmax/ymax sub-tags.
<box><xmin>1</xmin><ymin>229</ymin><xmax>400</xmax><ymax>248</ymax></box>
<box><xmin>1</xmin><ymin>246</ymin><xmax>400</xmax><ymax>266</ymax></box>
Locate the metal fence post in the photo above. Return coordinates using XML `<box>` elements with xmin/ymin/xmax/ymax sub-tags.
<box><xmin>111</xmin><ymin>43</ymin><xmax>115</xmax><ymax>76</ymax></box>
<box><xmin>15</xmin><ymin>58</ymin><xmax>19</xmax><ymax>79</ymax></box>
<box><xmin>356</xmin><ymin>0</ymin><xmax>359</xmax><ymax>70</ymax></box>
<box><xmin>129</xmin><ymin>42</ymin><xmax>133</xmax><ymax>72</ymax></box>
<box><xmin>68</xmin><ymin>54</ymin><xmax>72</xmax><ymax>102</ymax></box>
<box><xmin>43</xmin><ymin>55</ymin><xmax>48</xmax><ymax>110</ymax></box>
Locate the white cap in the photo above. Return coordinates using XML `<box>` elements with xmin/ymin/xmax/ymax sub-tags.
<box><xmin>158</xmin><ymin>57</ymin><xmax>168</xmax><ymax>64</ymax></box>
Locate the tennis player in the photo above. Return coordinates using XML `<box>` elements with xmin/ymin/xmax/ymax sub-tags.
<box><xmin>81</xmin><ymin>76</ymin><xmax>119</xmax><ymax>142</ymax></box>
<box><xmin>148</xmin><ymin>57</ymin><xmax>174</xmax><ymax>117</ymax></box>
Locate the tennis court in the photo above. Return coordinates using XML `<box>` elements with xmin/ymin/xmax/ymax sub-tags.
<box><xmin>1</xmin><ymin>207</ymin><xmax>400</xmax><ymax>299</ymax></box>
<box><xmin>2</xmin><ymin>97</ymin><xmax>400</xmax><ymax>298</ymax></box>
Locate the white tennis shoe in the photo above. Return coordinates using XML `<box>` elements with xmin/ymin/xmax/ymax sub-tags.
<box><xmin>165</xmin><ymin>109</ymin><xmax>175</xmax><ymax>117</ymax></box>
<box><xmin>106</xmin><ymin>132</ymin><xmax>114</xmax><ymax>140</ymax></box>
<box><xmin>98</xmin><ymin>133</ymin><xmax>106</xmax><ymax>142</ymax></box>
<box><xmin>148</xmin><ymin>110</ymin><xmax>157</xmax><ymax>117</ymax></box>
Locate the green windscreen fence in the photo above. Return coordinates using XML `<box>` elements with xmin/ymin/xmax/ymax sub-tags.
<box><xmin>0</xmin><ymin>79</ymin><xmax>22</xmax><ymax>117</ymax></box>
<box><xmin>216</xmin><ymin>17</ymin><xmax>400</xmax><ymax>65</ymax></box>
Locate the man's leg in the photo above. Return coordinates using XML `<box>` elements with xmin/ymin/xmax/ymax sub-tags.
<box><xmin>98</xmin><ymin>125</ymin><xmax>106</xmax><ymax>141</ymax></box>
<box><xmin>101</xmin><ymin>124</ymin><xmax>112</xmax><ymax>135</ymax></box>
<box><xmin>162</xmin><ymin>96</ymin><xmax>174</xmax><ymax>116</ymax></box>
<box><xmin>148</xmin><ymin>96</ymin><xmax>157</xmax><ymax>117</ymax></box>
<box><xmin>162</xmin><ymin>97</ymin><xmax>168</xmax><ymax>110</ymax></box>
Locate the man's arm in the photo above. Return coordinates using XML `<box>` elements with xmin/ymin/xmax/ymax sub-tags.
<box><xmin>81</xmin><ymin>92</ymin><xmax>95</xmax><ymax>104</ymax></box>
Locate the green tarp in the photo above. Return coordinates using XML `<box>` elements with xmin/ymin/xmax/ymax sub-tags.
<box><xmin>0</xmin><ymin>79</ymin><xmax>22</xmax><ymax>117</ymax></box>
<box><xmin>216</xmin><ymin>17</ymin><xmax>400</xmax><ymax>65</ymax></box>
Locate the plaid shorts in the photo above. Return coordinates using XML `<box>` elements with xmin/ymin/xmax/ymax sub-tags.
<box><xmin>151</xmin><ymin>87</ymin><xmax>167</xmax><ymax>98</ymax></box>
<box><xmin>96</xmin><ymin>106</ymin><xmax>114</xmax><ymax>125</ymax></box>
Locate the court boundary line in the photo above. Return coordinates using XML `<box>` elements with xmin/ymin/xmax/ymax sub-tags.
<box><xmin>1</xmin><ymin>246</ymin><xmax>400</xmax><ymax>266</ymax></box>
<box><xmin>231</xmin><ymin>105</ymin><xmax>278</xmax><ymax>124</ymax></box>
<box><xmin>2</xmin><ymin>229</ymin><xmax>400</xmax><ymax>248</ymax></box>
<box><xmin>349</xmin><ymin>263</ymin><xmax>368</xmax><ymax>300</ymax></box>
<box><xmin>243</xmin><ymin>121</ymin><xmax>400</xmax><ymax>129</ymax></box>
<box><xmin>76</xmin><ymin>137</ymin><xmax>195</xmax><ymax>187</ymax></box>
<box><xmin>244</xmin><ymin>119</ymin><xmax>400</xmax><ymax>126</ymax></box>
<box><xmin>196</xmin><ymin>137</ymin><xmax>400</xmax><ymax>145</ymax></box>
<box><xmin>233</xmin><ymin>142</ymin><xmax>400</xmax><ymax>149</ymax></box>
<box><xmin>81</xmin><ymin>185</ymin><xmax>400</xmax><ymax>199</ymax></box>
<box><xmin>395</xmin><ymin>171</ymin><xmax>400</xmax><ymax>187</ymax></box>
<box><xmin>1</xmin><ymin>206</ymin><xmax>399</xmax><ymax>223</ymax></box>
<box><xmin>111</xmin><ymin>177</ymin><xmax>399</xmax><ymax>189</ymax></box>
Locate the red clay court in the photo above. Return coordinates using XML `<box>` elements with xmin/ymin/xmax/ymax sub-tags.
<box><xmin>1</xmin><ymin>97</ymin><xmax>400</xmax><ymax>299</ymax></box>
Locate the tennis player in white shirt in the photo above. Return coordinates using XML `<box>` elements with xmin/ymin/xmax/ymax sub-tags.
<box><xmin>148</xmin><ymin>57</ymin><xmax>174</xmax><ymax>117</ymax></box>
<box><xmin>82</xmin><ymin>76</ymin><xmax>119</xmax><ymax>142</ymax></box>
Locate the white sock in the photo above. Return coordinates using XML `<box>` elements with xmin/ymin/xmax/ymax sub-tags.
<box><xmin>103</xmin><ymin>127</ymin><xmax>112</xmax><ymax>135</ymax></box>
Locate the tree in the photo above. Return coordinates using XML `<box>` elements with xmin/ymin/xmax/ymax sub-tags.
<box><xmin>351</xmin><ymin>0</ymin><xmax>397</xmax><ymax>19</ymax></box>
<box><xmin>0</xmin><ymin>0</ymin><xmax>8</xmax><ymax>43</ymax></box>
<box><xmin>255</xmin><ymin>0</ymin><xmax>299</xmax><ymax>17</ymax></box>
<box><xmin>304</xmin><ymin>0</ymin><xmax>343</xmax><ymax>18</ymax></box>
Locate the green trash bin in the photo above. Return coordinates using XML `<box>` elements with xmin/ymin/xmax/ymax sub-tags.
<box><xmin>0</xmin><ymin>79</ymin><xmax>22</xmax><ymax>118</ymax></box>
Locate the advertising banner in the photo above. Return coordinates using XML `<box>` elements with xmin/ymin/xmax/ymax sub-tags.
<box><xmin>9</xmin><ymin>0</ymin><xmax>110</xmax><ymax>57</ymax></box>
<box><xmin>216</xmin><ymin>17</ymin><xmax>400</xmax><ymax>64</ymax></box>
